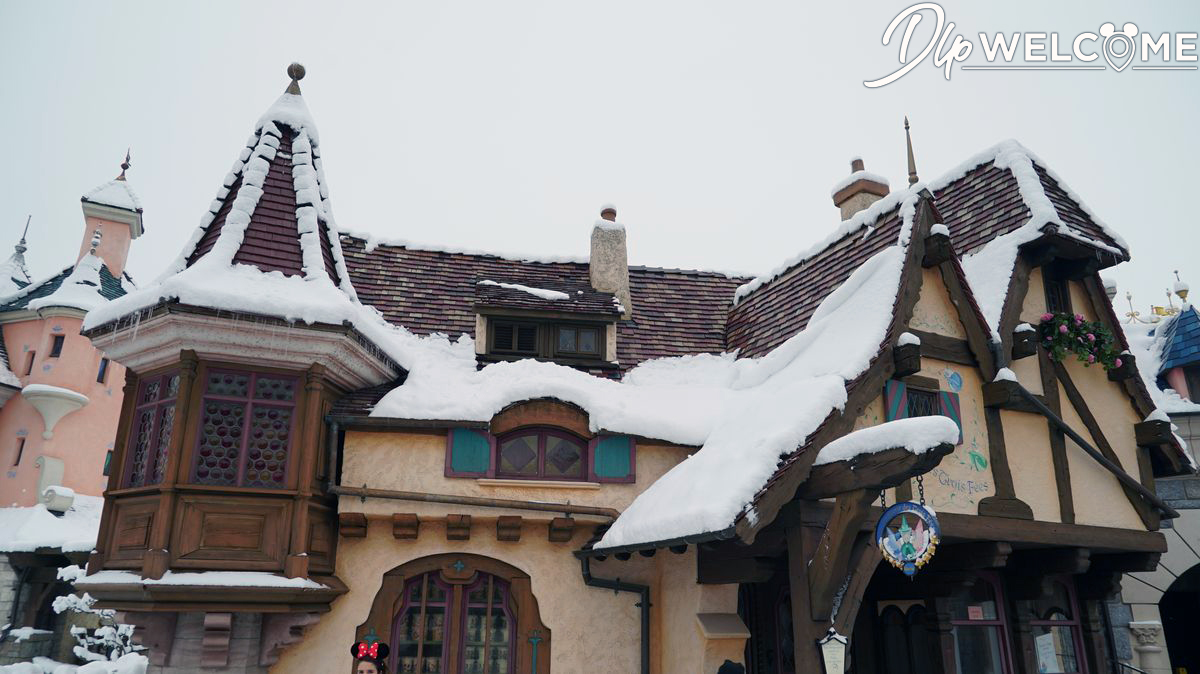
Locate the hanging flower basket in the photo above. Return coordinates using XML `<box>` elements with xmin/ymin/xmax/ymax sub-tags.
<box><xmin>1038</xmin><ymin>312</ymin><xmax>1122</xmax><ymax>371</ymax></box>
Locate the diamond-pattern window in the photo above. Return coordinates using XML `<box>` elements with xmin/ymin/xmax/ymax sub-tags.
<box><xmin>123</xmin><ymin>371</ymin><xmax>180</xmax><ymax>488</ymax></box>
<box><xmin>496</xmin><ymin>429</ymin><xmax>586</xmax><ymax>481</ymax></box>
<box><xmin>192</xmin><ymin>369</ymin><xmax>297</xmax><ymax>488</ymax></box>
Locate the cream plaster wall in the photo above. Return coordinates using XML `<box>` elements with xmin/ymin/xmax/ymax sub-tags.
<box><xmin>341</xmin><ymin>430</ymin><xmax>690</xmax><ymax>514</ymax></box>
<box><xmin>909</xmin><ymin>268</ymin><xmax>966</xmax><ymax>338</ymax></box>
<box><xmin>1001</xmin><ymin>409</ymin><xmax>1061</xmax><ymax>522</ymax></box>
<box><xmin>272</xmin><ymin>517</ymin><xmax>655</xmax><ymax>674</ymax></box>
<box><xmin>1019</xmin><ymin>267</ymin><xmax>1049</xmax><ymax>323</ymax></box>
<box><xmin>0</xmin><ymin>315</ymin><xmax>125</xmax><ymax>505</ymax></box>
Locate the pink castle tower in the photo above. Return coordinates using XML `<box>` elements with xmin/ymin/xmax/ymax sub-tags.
<box><xmin>0</xmin><ymin>154</ymin><xmax>144</xmax><ymax>506</ymax></box>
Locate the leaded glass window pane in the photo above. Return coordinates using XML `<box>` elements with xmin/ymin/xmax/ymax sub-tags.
<box><xmin>498</xmin><ymin>435</ymin><xmax>538</xmax><ymax>476</ymax></box>
<box><xmin>907</xmin><ymin>388</ymin><xmax>939</xmax><ymax>418</ymax></box>
<box><xmin>206</xmin><ymin>372</ymin><xmax>249</xmax><ymax>397</ymax></box>
<box><xmin>254</xmin><ymin>376</ymin><xmax>295</xmax><ymax>401</ymax></box>
<box><xmin>190</xmin><ymin>369</ymin><xmax>298</xmax><ymax>489</ymax></box>
<box><xmin>150</xmin><ymin>404</ymin><xmax>176</xmax><ymax>484</ymax></box>
<box><xmin>128</xmin><ymin>409</ymin><xmax>155</xmax><ymax>487</ymax></box>
<box><xmin>194</xmin><ymin>401</ymin><xmax>245</xmax><ymax>485</ymax></box>
<box><xmin>544</xmin><ymin>435</ymin><xmax>583</xmax><ymax>478</ymax></box>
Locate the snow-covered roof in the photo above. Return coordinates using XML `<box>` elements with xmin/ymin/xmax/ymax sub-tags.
<box><xmin>0</xmin><ymin>257</ymin><xmax>132</xmax><ymax>315</ymax></box>
<box><xmin>82</xmin><ymin>179</ymin><xmax>141</xmax><ymax>213</ymax></box>
<box><xmin>0</xmin><ymin>493</ymin><xmax>102</xmax><ymax>554</ymax></box>
<box><xmin>83</xmin><ymin>86</ymin><xmax>361</xmax><ymax>339</ymax></box>
<box><xmin>0</xmin><ymin>245</ymin><xmax>31</xmax><ymax>298</ymax></box>
<box><xmin>1124</xmin><ymin>314</ymin><xmax>1200</xmax><ymax>416</ymax></box>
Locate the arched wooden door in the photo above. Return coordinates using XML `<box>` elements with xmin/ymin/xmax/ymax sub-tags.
<box><xmin>356</xmin><ymin>554</ymin><xmax>551</xmax><ymax>674</ymax></box>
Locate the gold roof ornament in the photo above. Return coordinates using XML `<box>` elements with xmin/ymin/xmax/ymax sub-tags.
<box><xmin>1174</xmin><ymin>270</ymin><xmax>1189</xmax><ymax>303</ymax></box>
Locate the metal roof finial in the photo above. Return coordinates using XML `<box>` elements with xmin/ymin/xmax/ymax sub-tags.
<box><xmin>286</xmin><ymin>63</ymin><xmax>306</xmax><ymax>95</ymax></box>
<box><xmin>904</xmin><ymin>116</ymin><xmax>919</xmax><ymax>186</ymax></box>
<box><xmin>117</xmin><ymin>148</ymin><xmax>131</xmax><ymax>181</ymax></box>
<box><xmin>15</xmin><ymin>215</ymin><xmax>30</xmax><ymax>254</ymax></box>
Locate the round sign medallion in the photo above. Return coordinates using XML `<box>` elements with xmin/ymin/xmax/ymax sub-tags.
<box><xmin>875</xmin><ymin>501</ymin><xmax>940</xmax><ymax>576</ymax></box>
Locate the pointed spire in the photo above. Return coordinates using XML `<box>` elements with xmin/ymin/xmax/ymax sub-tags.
<box><xmin>117</xmin><ymin>149</ymin><xmax>131</xmax><ymax>181</ymax></box>
<box><xmin>905</xmin><ymin>116</ymin><xmax>919</xmax><ymax>186</ymax></box>
<box><xmin>15</xmin><ymin>215</ymin><xmax>30</xmax><ymax>256</ymax></box>
<box><xmin>286</xmin><ymin>62</ymin><xmax>305</xmax><ymax>95</ymax></box>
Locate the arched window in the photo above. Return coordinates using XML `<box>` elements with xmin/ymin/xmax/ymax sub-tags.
<box><xmin>357</xmin><ymin>555</ymin><xmax>551</xmax><ymax>674</ymax></box>
<box><xmin>1022</xmin><ymin>578</ymin><xmax>1087</xmax><ymax>674</ymax></box>
<box><xmin>393</xmin><ymin>571</ymin><xmax>515</xmax><ymax>673</ymax></box>
<box><xmin>496</xmin><ymin>428</ymin><xmax>586</xmax><ymax>480</ymax></box>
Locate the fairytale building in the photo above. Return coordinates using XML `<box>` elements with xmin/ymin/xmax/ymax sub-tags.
<box><xmin>0</xmin><ymin>159</ymin><xmax>142</xmax><ymax>662</ymax></box>
<box><xmin>72</xmin><ymin>65</ymin><xmax>1193</xmax><ymax>674</ymax></box>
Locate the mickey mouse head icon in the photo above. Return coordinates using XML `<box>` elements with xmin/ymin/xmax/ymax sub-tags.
<box><xmin>1099</xmin><ymin>22</ymin><xmax>1138</xmax><ymax>72</ymax></box>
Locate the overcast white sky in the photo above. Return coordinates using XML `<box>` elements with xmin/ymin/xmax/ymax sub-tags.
<box><xmin>1</xmin><ymin>1</ymin><xmax>1196</xmax><ymax>317</ymax></box>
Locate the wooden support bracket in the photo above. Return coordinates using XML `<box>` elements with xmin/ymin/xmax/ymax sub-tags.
<box><xmin>795</xmin><ymin>444</ymin><xmax>953</xmax><ymax>500</ymax></box>
<box><xmin>1011</xmin><ymin>328</ymin><xmax>1038</xmax><ymax>360</ymax></box>
<box><xmin>446</xmin><ymin>514</ymin><xmax>471</xmax><ymax>541</ymax></box>
<box><xmin>549</xmin><ymin>517</ymin><xmax>576</xmax><ymax>543</ymax></box>
<box><xmin>808</xmin><ymin>489</ymin><xmax>876</xmax><ymax>622</ymax></box>
<box><xmin>922</xmin><ymin>232</ymin><xmax>954</xmax><ymax>268</ymax></box>
<box><xmin>983</xmin><ymin>379</ymin><xmax>1046</xmax><ymax>413</ymax></box>
<box><xmin>1134</xmin><ymin>419</ymin><xmax>1173</xmax><ymax>447</ymax></box>
<box><xmin>497</xmin><ymin>515</ymin><xmax>522</xmax><ymax>542</ymax></box>
<box><xmin>392</xmin><ymin>513</ymin><xmax>420</xmax><ymax>540</ymax></box>
<box><xmin>893</xmin><ymin>343</ymin><xmax>922</xmax><ymax>378</ymax></box>
<box><xmin>338</xmin><ymin>512</ymin><xmax>367</xmax><ymax>538</ymax></box>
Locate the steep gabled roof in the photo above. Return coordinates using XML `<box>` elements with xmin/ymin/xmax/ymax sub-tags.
<box><xmin>728</xmin><ymin>141</ymin><xmax>1128</xmax><ymax>356</ymax></box>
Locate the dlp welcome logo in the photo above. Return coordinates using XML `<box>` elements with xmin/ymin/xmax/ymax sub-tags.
<box><xmin>865</xmin><ymin>2</ymin><xmax>1197</xmax><ymax>88</ymax></box>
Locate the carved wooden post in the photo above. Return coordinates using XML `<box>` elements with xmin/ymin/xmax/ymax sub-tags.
<box><xmin>143</xmin><ymin>350</ymin><xmax>198</xmax><ymax>580</ymax></box>
<box><xmin>787</xmin><ymin>524</ymin><xmax>827</xmax><ymax>673</ymax></box>
<box><xmin>88</xmin><ymin>368</ymin><xmax>139</xmax><ymax>573</ymax></box>
<box><xmin>286</xmin><ymin>363</ymin><xmax>326</xmax><ymax>578</ymax></box>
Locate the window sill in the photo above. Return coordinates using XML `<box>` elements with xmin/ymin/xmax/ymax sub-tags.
<box><xmin>476</xmin><ymin>478</ymin><xmax>601</xmax><ymax>490</ymax></box>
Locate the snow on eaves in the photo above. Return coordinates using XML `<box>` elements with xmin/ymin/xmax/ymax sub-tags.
<box><xmin>0</xmin><ymin>493</ymin><xmax>102</xmax><ymax>554</ymax></box>
<box><xmin>478</xmin><ymin>280</ymin><xmax>570</xmax><ymax>301</ymax></box>
<box><xmin>1123</xmin><ymin>316</ymin><xmax>1200</xmax><ymax>416</ymax></box>
<box><xmin>82</xmin><ymin>179</ymin><xmax>141</xmax><ymax>212</ymax></box>
<box><xmin>76</xmin><ymin>569</ymin><xmax>327</xmax><ymax>590</ymax></box>
<box><xmin>813</xmin><ymin>416</ymin><xmax>958</xmax><ymax>466</ymax></box>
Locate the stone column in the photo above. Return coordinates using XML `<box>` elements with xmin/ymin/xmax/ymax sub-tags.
<box><xmin>1128</xmin><ymin>620</ymin><xmax>1170</xmax><ymax>674</ymax></box>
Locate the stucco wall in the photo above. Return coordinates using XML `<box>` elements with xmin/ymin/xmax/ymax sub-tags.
<box><xmin>0</xmin><ymin>313</ymin><xmax>124</xmax><ymax>504</ymax></box>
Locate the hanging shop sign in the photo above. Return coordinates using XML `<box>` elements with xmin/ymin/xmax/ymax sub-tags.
<box><xmin>875</xmin><ymin>501</ymin><xmax>940</xmax><ymax>576</ymax></box>
<box><xmin>816</xmin><ymin>629</ymin><xmax>848</xmax><ymax>674</ymax></box>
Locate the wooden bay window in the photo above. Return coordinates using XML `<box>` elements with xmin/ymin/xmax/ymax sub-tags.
<box><xmin>123</xmin><ymin>371</ymin><xmax>180</xmax><ymax>487</ymax></box>
<box><xmin>191</xmin><ymin>369</ymin><xmax>297</xmax><ymax>488</ymax></box>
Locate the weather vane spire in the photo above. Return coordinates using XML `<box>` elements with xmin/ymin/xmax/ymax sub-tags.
<box><xmin>286</xmin><ymin>63</ymin><xmax>306</xmax><ymax>95</ymax></box>
<box><xmin>117</xmin><ymin>149</ymin><xmax>131</xmax><ymax>181</ymax></box>
<box><xmin>905</xmin><ymin>116</ymin><xmax>919</xmax><ymax>185</ymax></box>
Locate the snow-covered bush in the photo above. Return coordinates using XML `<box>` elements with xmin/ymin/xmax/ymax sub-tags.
<box><xmin>50</xmin><ymin>567</ymin><xmax>142</xmax><ymax>664</ymax></box>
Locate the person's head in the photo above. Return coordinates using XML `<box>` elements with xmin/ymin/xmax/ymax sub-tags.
<box><xmin>351</xmin><ymin>641</ymin><xmax>389</xmax><ymax>674</ymax></box>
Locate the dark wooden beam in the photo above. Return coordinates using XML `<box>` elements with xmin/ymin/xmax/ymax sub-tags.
<box><xmin>697</xmin><ymin>553</ymin><xmax>777</xmax><ymax>584</ymax></box>
<box><xmin>794</xmin><ymin>444</ymin><xmax>954</xmax><ymax>500</ymax></box>
<box><xmin>893</xmin><ymin>342</ymin><xmax>922</xmax><ymax>378</ymax></box>
<box><xmin>1011</xmin><ymin>328</ymin><xmax>1038</xmax><ymax>360</ymax></box>
<box><xmin>928</xmin><ymin>542</ymin><xmax>1012</xmax><ymax>571</ymax></box>
<box><xmin>922</xmin><ymin>232</ymin><xmax>954</xmax><ymax>268</ymax></box>
<box><xmin>908</xmin><ymin>330</ymin><xmax>975</xmax><ymax>366</ymax></box>
<box><xmin>982</xmin><ymin>379</ymin><xmax>1046</xmax><ymax>413</ymax></box>
<box><xmin>808</xmin><ymin>490</ymin><xmax>875</xmax><ymax>621</ymax></box>
<box><xmin>785</xmin><ymin>501</ymin><xmax>1168</xmax><ymax>553</ymax></box>
<box><xmin>1090</xmin><ymin>552</ymin><xmax>1161</xmax><ymax>574</ymax></box>
<box><xmin>976</xmin><ymin>407</ymin><xmax>1034</xmax><ymax>520</ymax></box>
<box><xmin>1008</xmin><ymin>548</ymin><xmax>1091</xmax><ymax>599</ymax></box>
<box><xmin>996</xmin><ymin>256</ymin><xmax>1033</xmax><ymax>367</ymax></box>
<box><xmin>1107</xmin><ymin>354</ymin><xmax>1138</xmax><ymax>382</ymax></box>
<box><xmin>935</xmin><ymin>258</ymin><xmax>998</xmax><ymax>379</ymax></box>
<box><xmin>831</xmin><ymin>535</ymin><xmax>880</xmax><ymax>635</ymax></box>
<box><xmin>1135</xmin><ymin>419</ymin><xmax>1173</xmax><ymax>447</ymax></box>
<box><xmin>1038</xmin><ymin>348</ymin><xmax>1075</xmax><ymax>524</ymax></box>
<box><xmin>1053</xmin><ymin>362</ymin><xmax>1160</xmax><ymax>530</ymax></box>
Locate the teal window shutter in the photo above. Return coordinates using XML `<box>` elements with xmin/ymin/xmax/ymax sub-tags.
<box><xmin>884</xmin><ymin>380</ymin><xmax>909</xmax><ymax>421</ymax></box>
<box><xmin>592</xmin><ymin>436</ymin><xmax>634</xmax><ymax>482</ymax></box>
<box><xmin>938</xmin><ymin>391</ymin><xmax>964</xmax><ymax>445</ymax></box>
<box><xmin>447</xmin><ymin>429</ymin><xmax>491</xmax><ymax>476</ymax></box>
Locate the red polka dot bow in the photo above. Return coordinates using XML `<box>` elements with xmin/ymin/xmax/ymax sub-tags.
<box><xmin>356</xmin><ymin>642</ymin><xmax>379</xmax><ymax>659</ymax></box>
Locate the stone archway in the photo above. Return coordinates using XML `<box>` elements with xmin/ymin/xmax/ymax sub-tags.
<box><xmin>354</xmin><ymin>553</ymin><xmax>551</xmax><ymax>674</ymax></box>
<box><xmin>1160</xmin><ymin>566</ymin><xmax>1200</xmax><ymax>674</ymax></box>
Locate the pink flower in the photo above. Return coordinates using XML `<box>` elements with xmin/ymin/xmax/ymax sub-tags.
<box><xmin>1059</xmin><ymin>325</ymin><xmax>1068</xmax><ymax>334</ymax></box>
<box><xmin>1088</xmin><ymin>354</ymin><xmax>1096</xmax><ymax>363</ymax></box>
<box><xmin>1041</xmin><ymin>313</ymin><xmax>1054</xmax><ymax>322</ymax></box>
<box><xmin>1115</xmin><ymin>358</ymin><xmax>1123</xmax><ymax>368</ymax></box>
<box><xmin>1087</xmin><ymin>334</ymin><xmax>1095</xmax><ymax>342</ymax></box>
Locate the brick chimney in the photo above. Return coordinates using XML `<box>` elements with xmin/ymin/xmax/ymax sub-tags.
<box><xmin>831</xmin><ymin>158</ymin><xmax>890</xmax><ymax>220</ymax></box>
<box><xmin>590</xmin><ymin>205</ymin><xmax>631</xmax><ymax>318</ymax></box>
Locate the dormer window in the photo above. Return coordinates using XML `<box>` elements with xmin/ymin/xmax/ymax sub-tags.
<box><xmin>491</xmin><ymin>320</ymin><xmax>539</xmax><ymax>356</ymax></box>
<box><xmin>485</xmin><ymin>317</ymin><xmax>609</xmax><ymax>364</ymax></box>
<box><xmin>497</xmin><ymin>428</ymin><xmax>587</xmax><ymax>480</ymax></box>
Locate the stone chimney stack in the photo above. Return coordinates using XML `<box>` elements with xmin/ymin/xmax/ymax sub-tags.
<box><xmin>831</xmin><ymin>158</ymin><xmax>890</xmax><ymax>221</ymax></box>
<box><xmin>590</xmin><ymin>205</ymin><xmax>631</xmax><ymax>318</ymax></box>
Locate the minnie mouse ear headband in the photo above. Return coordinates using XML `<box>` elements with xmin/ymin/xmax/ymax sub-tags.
<box><xmin>351</xmin><ymin>640</ymin><xmax>389</xmax><ymax>664</ymax></box>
